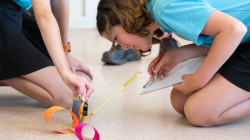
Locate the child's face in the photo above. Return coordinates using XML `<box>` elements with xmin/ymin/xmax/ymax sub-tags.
<box><xmin>101</xmin><ymin>24</ymin><xmax>153</xmax><ymax>51</ymax></box>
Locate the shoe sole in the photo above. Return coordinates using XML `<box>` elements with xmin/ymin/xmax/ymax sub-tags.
<box><xmin>102</xmin><ymin>57</ymin><xmax>127</xmax><ymax>65</ymax></box>
<box><xmin>102</xmin><ymin>55</ymin><xmax>141</xmax><ymax>65</ymax></box>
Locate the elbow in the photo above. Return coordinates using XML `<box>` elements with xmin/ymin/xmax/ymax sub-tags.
<box><xmin>238</xmin><ymin>23</ymin><xmax>247</xmax><ymax>36</ymax></box>
<box><xmin>230</xmin><ymin>23</ymin><xmax>247</xmax><ymax>38</ymax></box>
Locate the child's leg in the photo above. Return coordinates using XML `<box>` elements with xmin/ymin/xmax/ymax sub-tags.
<box><xmin>170</xmin><ymin>88</ymin><xmax>190</xmax><ymax>116</ymax></box>
<box><xmin>0</xmin><ymin>66</ymin><xmax>91</xmax><ymax>108</ymax></box>
<box><xmin>184</xmin><ymin>73</ymin><xmax>250</xmax><ymax>127</ymax></box>
<box><xmin>75</xmin><ymin>71</ymin><xmax>91</xmax><ymax>83</ymax></box>
<box><xmin>0</xmin><ymin>82</ymin><xmax>7</xmax><ymax>86</ymax></box>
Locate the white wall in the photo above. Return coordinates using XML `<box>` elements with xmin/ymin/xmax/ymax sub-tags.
<box><xmin>69</xmin><ymin>0</ymin><xmax>99</xmax><ymax>29</ymax></box>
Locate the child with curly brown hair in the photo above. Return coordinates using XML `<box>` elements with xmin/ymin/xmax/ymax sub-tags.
<box><xmin>96</xmin><ymin>0</ymin><xmax>250</xmax><ymax>127</ymax></box>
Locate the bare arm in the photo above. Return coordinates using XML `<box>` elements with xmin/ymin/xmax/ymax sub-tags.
<box><xmin>178</xmin><ymin>43</ymin><xmax>210</xmax><ymax>62</ymax></box>
<box><xmin>194</xmin><ymin>10</ymin><xmax>247</xmax><ymax>86</ymax></box>
<box><xmin>173</xmin><ymin>10</ymin><xmax>247</xmax><ymax>94</ymax></box>
<box><xmin>50</xmin><ymin>0</ymin><xmax>70</xmax><ymax>57</ymax></box>
<box><xmin>31</xmin><ymin>0</ymin><xmax>70</xmax><ymax>75</ymax></box>
<box><xmin>30</xmin><ymin>0</ymin><xmax>94</xmax><ymax>99</ymax></box>
<box><xmin>148</xmin><ymin>43</ymin><xmax>209</xmax><ymax>79</ymax></box>
<box><xmin>50</xmin><ymin>0</ymin><xmax>93</xmax><ymax>80</ymax></box>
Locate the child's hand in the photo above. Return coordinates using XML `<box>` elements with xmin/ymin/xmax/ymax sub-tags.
<box><xmin>148</xmin><ymin>49</ymin><xmax>181</xmax><ymax>80</ymax></box>
<box><xmin>173</xmin><ymin>74</ymin><xmax>201</xmax><ymax>94</ymax></box>
<box><xmin>66</xmin><ymin>55</ymin><xmax>93</xmax><ymax>81</ymax></box>
<box><xmin>62</xmin><ymin>71</ymin><xmax>94</xmax><ymax>101</ymax></box>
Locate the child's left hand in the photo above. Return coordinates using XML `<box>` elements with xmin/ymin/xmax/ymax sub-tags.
<box><xmin>173</xmin><ymin>74</ymin><xmax>202</xmax><ymax>94</ymax></box>
<box><xmin>66</xmin><ymin>55</ymin><xmax>93</xmax><ymax>81</ymax></box>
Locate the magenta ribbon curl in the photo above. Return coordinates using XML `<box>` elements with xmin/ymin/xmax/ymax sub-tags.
<box><xmin>75</xmin><ymin>123</ymin><xmax>100</xmax><ymax>140</ymax></box>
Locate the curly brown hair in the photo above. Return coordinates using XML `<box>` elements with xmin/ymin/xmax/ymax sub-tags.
<box><xmin>96</xmin><ymin>0</ymin><xmax>164</xmax><ymax>57</ymax></box>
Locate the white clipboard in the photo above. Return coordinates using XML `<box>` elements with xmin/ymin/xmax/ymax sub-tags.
<box><xmin>141</xmin><ymin>57</ymin><xmax>205</xmax><ymax>95</ymax></box>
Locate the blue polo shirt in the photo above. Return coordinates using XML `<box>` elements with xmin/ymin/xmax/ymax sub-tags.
<box><xmin>145</xmin><ymin>0</ymin><xmax>250</xmax><ymax>47</ymax></box>
<box><xmin>13</xmin><ymin>0</ymin><xmax>32</xmax><ymax>10</ymax></box>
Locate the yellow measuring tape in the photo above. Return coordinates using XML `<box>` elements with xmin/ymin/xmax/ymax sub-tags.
<box><xmin>83</xmin><ymin>72</ymin><xmax>140</xmax><ymax>122</ymax></box>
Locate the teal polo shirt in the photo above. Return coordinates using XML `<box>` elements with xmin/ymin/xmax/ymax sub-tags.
<box><xmin>146</xmin><ymin>0</ymin><xmax>250</xmax><ymax>47</ymax></box>
<box><xmin>13</xmin><ymin>0</ymin><xmax>32</xmax><ymax>10</ymax></box>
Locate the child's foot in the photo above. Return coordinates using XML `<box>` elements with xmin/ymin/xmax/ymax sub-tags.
<box><xmin>101</xmin><ymin>44</ymin><xmax>141</xmax><ymax>65</ymax></box>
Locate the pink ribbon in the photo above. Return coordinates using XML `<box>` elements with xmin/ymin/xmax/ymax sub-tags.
<box><xmin>75</xmin><ymin>123</ymin><xmax>100</xmax><ymax>140</ymax></box>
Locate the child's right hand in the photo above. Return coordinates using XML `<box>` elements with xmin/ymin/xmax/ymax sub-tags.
<box><xmin>148</xmin><ymin>49</ymin><xmax>181</xmax><ymax>80</ymax></box>
<box><xmin>62</xmin><ymin>71</ymin><xmax>94</xmax><ymax>102</ymax></box>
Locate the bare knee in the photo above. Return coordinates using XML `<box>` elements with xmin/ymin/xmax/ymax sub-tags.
<box><xmin>53</xmin><ymin>71</ymin><xmax>90</xmax><ymax>108</ymax></box>
<box><xmin>184</xmin><ymin>100</ymin><xmax>216</xmax><ymax>127</ymax></box>
<box><xmin>170</xmin><ymin>88</ymin><xmax>190</xmax><ymax>116</ymax></box>
<box><xmin>54</xmin><ymin>71</ymin><xmax>91</xmax><ymax>108</ymax></box>
<box><xmin>51</xmin><ymin>71</ymin><xmax>91</xmax><ymax>108</ymax></box>
<box><xmin>75</xmin><ymin>71</ymin><xmax>91</xmax><ymax>83</ymax></box>
<box><xmin>54</xmin><ymin>97</ymin><xmax>73</xmax><ymax>108</ymax></box>
<box><xmin>0</xmin><ymin>81</ymin><xmax>8</xmax><ymax>86</ymax></box>
<box><xmin>52</xmin><ymin>98</ymin><xmax>73</xmax><ymax>108</ymax></box>
<box><xmin>50</xmin><ymin>89</ymin><xmax>73</xmax><ymax>108</ymax></box>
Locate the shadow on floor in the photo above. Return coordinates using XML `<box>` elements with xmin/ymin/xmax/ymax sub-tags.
<box><xmin>0</xmin><ymin>95</ymin><xmax>47</xmax><ymax>107</ymax></box>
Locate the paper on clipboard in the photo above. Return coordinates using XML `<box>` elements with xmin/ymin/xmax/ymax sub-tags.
<box><xmin>141</xmin><ymin>57</ymin><xmax>205</xmax><ymax>95</ymax></box>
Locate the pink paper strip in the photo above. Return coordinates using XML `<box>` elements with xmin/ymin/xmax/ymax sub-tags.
<box><xmin>75</xmin><ymin>123</ymin><xmax>99</xmax><ymax>140</ymax></box>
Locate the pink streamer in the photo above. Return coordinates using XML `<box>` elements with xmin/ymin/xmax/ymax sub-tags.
<box><xmin>75</xmin><ymin>123</ymin><xmax>100</xmax><ymax>140</ymax></box>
